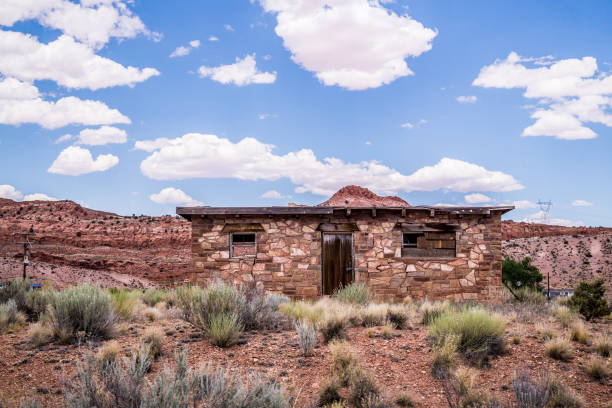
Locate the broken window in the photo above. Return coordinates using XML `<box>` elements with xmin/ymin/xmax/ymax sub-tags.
<box><xmin>230</xmin><ymin>232</ymin><xmax>256</xmax><ymax>257</ymax></box>
<box><xmin>401</xmin><ymin>231</ymin><xmax>456</xmax><ymax>258</ymax></box>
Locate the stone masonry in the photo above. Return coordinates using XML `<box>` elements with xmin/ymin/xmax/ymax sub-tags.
<box><xmin>184</xmin><ymin>207</ymin><xmax>507</xmax><ymax>302</ymax></box>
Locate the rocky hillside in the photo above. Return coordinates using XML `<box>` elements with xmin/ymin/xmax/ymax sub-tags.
<box><xmin>501</xmin><ymin>219</ymin><xmax>612</xmax><ymax>240</ymax></box>
<box><xmin>0</xmin><ymin>198</ymin><xmax>190</xmax><ymax>285</ymax></box>
<box><xmin>318</xmin><ymin>185</ymin><xmax>410</xmax><ymax>207</ymax></box>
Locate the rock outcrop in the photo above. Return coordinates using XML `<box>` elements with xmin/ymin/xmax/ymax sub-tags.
<box><xmin>318</xmin><ymin>185</ymin><xmax>410</xmax><ymax>207</ymax></box>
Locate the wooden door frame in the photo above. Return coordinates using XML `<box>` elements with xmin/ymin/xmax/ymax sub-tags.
<box><xmin>321</xmin><ymin>232</ymin><xmax>355</xmax><ymax>296</ymax></box>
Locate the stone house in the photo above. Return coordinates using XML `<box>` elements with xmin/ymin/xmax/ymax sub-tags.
<box><xmin>177</xmin><ymin>204</ymin><xmax>513</xmax><ymax>302</ymax></box>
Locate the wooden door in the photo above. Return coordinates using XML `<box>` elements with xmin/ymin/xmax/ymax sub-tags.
<box><xmin>322</xmin><ymin>233</ymin><xmax>353</xmax><ymax>295</ymax></box>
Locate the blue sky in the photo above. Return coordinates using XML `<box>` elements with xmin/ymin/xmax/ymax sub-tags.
<box><xmin>0</xmin><ymin>0</ymin><xmax>611</xmax><ymax>226</ymax></box>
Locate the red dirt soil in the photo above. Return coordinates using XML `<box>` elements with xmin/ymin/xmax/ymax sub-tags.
<box><xmin>0</xmin><ymin>317</ymin><xmax>609</xmax><ymax>407</ymax></box>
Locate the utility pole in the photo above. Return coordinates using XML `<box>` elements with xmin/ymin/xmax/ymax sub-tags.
<box><xmin>13</xmin><ymin>233</ymin><xmax>33</xmax><ymax>280</ymax></box>
<box><xmin>537</xmin><ymin>200</ymin><xmax>553</xmax><ymax>224</ymax></box>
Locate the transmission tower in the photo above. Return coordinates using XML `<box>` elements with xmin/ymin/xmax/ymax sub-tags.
<box><xmin>537</xmin><ymin>200</ymin><xmax>553</xmax><ymax>224</ymax></box>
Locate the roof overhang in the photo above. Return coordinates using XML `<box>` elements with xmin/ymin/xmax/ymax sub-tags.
<box><xmin>176</xmin><ymin>205</ymin><xmax>514</xmax><ymax>221</ymax></box>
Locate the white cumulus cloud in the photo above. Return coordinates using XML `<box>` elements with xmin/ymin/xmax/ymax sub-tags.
<box><xmin>457</xmin><ymin>95</ymin><xmax>477</xmax><ymax>104</ymax></box>
<box><xmin>0</xmin><ymin>184</ymin><xmax>23</xmax><ymax>200</ymax></box>
<box><xmin>474</xmin><ymin>52</ymin><xmax>612</xmax><ymax>140</ymax></box>
<box><xmin>0</xmin><ymin>0</ymin><xmax>156</xmax><ymax>50</ymax></box>
<box><xmin>23</xmin><ymin>193</ymin><xmax>58</xmax><ymax>201</ymax></box>
<box><xmin>198</xmin><ymin>54</ymin><xmax>276</xmax><ymax>86</ymax></box>
<box><xmin>48</xmin><ymin>146</ymin><xmax>119</xmax><ymax>176</ymax></box>
<box><xmin>572</xmin><ymin>199</ymin><xmax>593</xmax><ymax>207</ymax></box>
<box><xmin>261</xmin><ymin>190</ymin><xmax>284</xmax><ymax>199</ymax></box>
<box><xmin>511</xmin><ymin>200</ymin><xmax>538</xmax><ymax>210</ymax></box>
<box><xmin>150</xmin><ymin>187</ymin><xmax>203</xmax><ymax>206</ymax></box>
<box><xmin>258</xmin><ymin>0</ymin><xmax>436</xmax><ymax>90</ymax></box>
<box><xmin>464</xmin><ymin>193</ymin><xmax>491</xmax><ymax>204</ymax></box>
<box><xmin>73</xmin><ymin>126</ymin><xmax>127</xmax><ymax>145</ymax></box>
<box><xmin>0</xmin><ymin>31</ymin><xmax>159</xmax><ymax>90</ymax></box>
<box><xmin>209</xmin><ymin>35</ymin><xmax>219</xmax><ymax>42</ymax></box>
<box><xmin>0</xmin><ymin>78</ymin><xmax>130</xmax><ymax>129</ymax></box>
<box><xmin>137</xmin><ymin>133</ymin><xmax>523</xmax><ymax>196</ymax></box>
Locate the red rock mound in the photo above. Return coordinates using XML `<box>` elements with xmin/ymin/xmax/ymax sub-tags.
<box><xmin>318</xmin><ymin>185</ymin><xmax>410</xmax><ymax>207</ymax></box>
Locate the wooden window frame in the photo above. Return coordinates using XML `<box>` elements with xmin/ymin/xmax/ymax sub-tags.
<box><xmin>230</xmin><ymin>232</ymin><xmax>257</xmax><ymax>258</ymax></box>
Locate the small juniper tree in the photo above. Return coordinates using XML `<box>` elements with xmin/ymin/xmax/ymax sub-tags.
<box><xmin>502</xmin><ymin>257</ymin><xmax>543</xmax><ymax>291</ymax></box>
<box><xmin>570</xmin><ymin>279</ymin><xmax>610</xmax><ymax>321</ymax></box>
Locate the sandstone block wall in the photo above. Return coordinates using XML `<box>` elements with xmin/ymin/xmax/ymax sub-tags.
<box><xmin>189</xmin><ymin>210</ymin><xmax>503</xmax><ymax>302</ymax></box>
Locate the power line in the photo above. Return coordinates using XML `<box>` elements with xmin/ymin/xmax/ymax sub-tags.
<box><xmin>537</xmin><ymin>200</ymin><xmax>552</xmax><ymax>224</ymax></box>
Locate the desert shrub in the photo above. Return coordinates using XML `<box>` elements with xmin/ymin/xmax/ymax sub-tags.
<box><xmin>551</xmin><ymin>305</ymin><xmax>578</xmax><ymax>328</ymax></box>
<box><xmin>242</xmin><ymin>289</ymin><xmax>290</xmax><ymax>331</ymax></box>
<box><xmin>206</xmin><ymin>312</ymin><xmax>243</xmax><ymax>347</ymax></box>
<box><xmin>0</xmin><ymin>299</ymin><xmax>26</xmax><ymax>331</ymax></box>
<box><xmin>361</xmin><ymin>304</ymin><xmax>388</xmax><ymax>327</ymax></box>
<box><xmin>535</xmin><ymin>322</ymin><xmax>557</xmax><ymax>340</ymax></box>
<box><xmin>359</xmin><ymin>394</ymin><xmax>392</xmax><ymax>408</ymax></box>
<box><xmin>595</xmin><ymin>334</ymin><xmax>611</xmax><ymax>357</ymax></box>
<box><xmin>320</xmin><ymin>315</ymin><xmax>348</xmax><ymax>343</ymax></box>
<box><xmin>569</xmin><ymin>321</ymin><xmax>590</xmax><ymax>344</ymax></box>
<box><xmin>65</xmin><ymin>343</ymin><xmax>152</xmax><ymax>408</ymax></box>
<box><xmin>318</xmin><ymin>377</ymin><xmax>343</xmax><ymax>407</ymax></box>
<box><xmin>570</xmin><ymin>279</ymin><xmax>610</xmax><ymax>320</ymax></box>
<box><xmin>109</xmin><ymin>289</ymin><xmax>141</xmax><ymax>320</ymax></box>
<box><xmin>421</xmin><ymin>300</ymin><xmax>451</xmax><ymax>325</ymax></box>
<box><xmin>173</xmin><ymin>285</ymin><xmax>205</xmax><ymax>322</ymax></box>
<box><xmin>584</xmin><ymin>357</ymin><xmax>611</xmax><ymax>380</ymax></box>
<box><xmin>431</xmin><ymin>334</ymin><xmax>459</xmax><ymax>379</ymax></box>
<box><xmin>47</xmin><ymin>283</ymin><xmax>116</xmax><ymax>343</ymax></box>
<box><xmin>330</xmin><ymin>341</ymin><xmax>358</xmax><ymax>386</ymax></box>
<box><xmin>141</xmin><ymin>288</ymin><xmax>167</xmax><ymax>307</ymax></box>
<box><xmin>512</xmin><ymin>371</ymin><xmax>551</xmax><ymax>408</ymax></box>
<box><xmin>513</xmin><ymin>372</ymin><xmax>583</xmax><ymax>408</ymax></box>
<box><xmin>143</xmin><ymin>307</ymin><xmax>161</xmax><ymax>322</ymax></box>
<box><xmin>442</xmin><ymin>366</ymin><xmax>503</xmax><ymax>408</ymax></box>
<box><xmin>28</xmin><ymin>322</ymin><xmax>53</xmax><ymax>346</ymax></box>
<box><xmin>386</xmin><ymin>305</ymin><xmax>410</xmax><ymax>329</ymax></box>
<box><xmin>380</xmin><ymin>323</ymin><xmax>394</xmax><ymax>339</ymax></box>
<box><xmin>514</xmin><ymin>287</ymin><xmax>547</xmax><ymax>305</ymax></box>
<box><xmin>0</xmin><ymin>279</ymin><xmax>30</xmax><ymax>312</ymax></box>
<box><xmin>279</xmin><ymin>300</ymin><xmax>324</xmax><ymax>324</ymax></box>
<box><xmin>25</xmin><ymin>288</ymin><xmax>54</xmax><ymax>318</ymax></box>
<box><xmin>348</xmin><ymin>368</ymin><xmax>379</xmax><ymax>408</ymax></box>
<box><xmin>333</xmin><ymin>282</ymin><xmax>371</xmax><ymax>305</ymax></box>
<box><xmin>395</xmin><ymin>392</ymin><xmax>415</xmax><ymax>407</ymax></box>
<box><xmin>295</xmin><ymin>320</ymin><xmax>317</xmax><ymax>356</ymax></box>
<box><xmin>141</xmin><ymin>328</ymin><xmax>164</xmax><ymax>359</ymax></box>
<box><xmin>97</xmin><ymin>340</ymin><xmax>121</xmax><ymax>367</ymax></box>
<box><xmin>502</xmin><ymin>257</ymin><xmax>543</xmax><ymax>290</ymax></box>
<box><xmin>545</xmin><ymin>337</ymin><xmax>573</xmax><ymax>361</ymax></box>
<box><xmin>428</xmin><ymin>307</ymin><xmax>505</xmax><ymax>364</ymax></box>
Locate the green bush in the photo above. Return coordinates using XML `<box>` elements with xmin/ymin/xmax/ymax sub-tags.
<box><xmin>109</xmin><ymin>289</ymin><xmax>141</xmax><ymax>320</ymax></box>
<box><xmin>47</xmin><ymin>284</ymin><xmax>117</xmax><ymax>343</ymax></box>
<box><xmin>569</xmin><ymin>279</ymin><xmax>610</xmax><ymax>321</ymax></box>
<box><xmin>25</xmin><ymin>288</ymin><xmax>53</xmax><ymax>318</ymax></box>
<box><xmin>428</xmin><ymin>307</ymin><xmax>505</xmax><ymax>364</ymax></box>
<box><xmin>502</xmin><ymin>257</ymin><xmax>543</xmax><ymax>290</ymax></box>
<box><xmin>141</xmin><ymin>288</ymin><xmax>167</xmax><ymax>307</ymax></box>
<box><xmin>206</xmin><ymin>312</ymin><xmax>243</xmax><ymax>347</ymax></box>
<box><xmin>333</xmin><ymin>282</ymin><xmax>371</xmax><ymax>305</ymax></box>
<box><xmin>0</xmin><ymin>279</ymin><xmax>31</xmax><ymax>312</ymax></box>
<box><xmin>295</xmin><ymin>320</ymin><xmax>317</xmax><ymax>356</ymax></box>
<box><xmin>513</xmin><ymin>372</ymin><xmax>583</xmax><ymax>408</ymax></box>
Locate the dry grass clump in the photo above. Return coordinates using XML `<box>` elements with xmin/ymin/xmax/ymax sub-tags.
<box><xmin>442</xmin><ymin>366</ymin><xmax>502</xmax><ymax>408</ymax></box>
<box><xmin>395</xmin><ymin>392</ymin><xmax>415</xmax><ymax>407</ymax></box>
<box><xmin>295</xmin><ymin>320</ymin><xmax>317</xmax><ymax>356</ymax></box>
<box><xmin>141</xmin><ymin>288</ymin><xmax>167</xmax><ymax>307</ymax></box>
<box><xmin>545</xmin><ymin>337</ymin><xmax>573</xmax><ymax>361</ymax></box>
<box><xmin>348</xmin><ymin>369</ymin><xmax>380</xmax><ymax>408</ymax></box>
<box><xmin>535</xmin><ymin>322</ymin><xmax>557</xmax><ymax>340</ymax></box>
<box><xmin>320</xmin><ymin>315</ymin><xmax>348</xmax><ymax>343</ymax></box>
<box><xmin>420</xmin><ymin>300</ymin><xmax>451</xmax><ymax>325</ymax></box>
<box><xmin>551</xmin><ymin>305</ymin><xmax>578</xmax><ymax>328</ymax></box>
<box><xmin>584</xmin><ymin>357</ymin><xmax>611</xmax><ymax>381</ymax></box>
<box><xmin>361</xmin><ymin>303</ymin><xmax>388</xmax><ymax>327</ymax></box>
<box><xmin>594</xmin><ymin>334</ymin><xmax>611</xmax><ymax>357</ymax></box>
<box><xmin>569</xmin><ymin>321</ymin><xmax>590</xmax><ymax>344</ymax></box>
<box><xmin>97</xmin><ymin>340</ymin><xmax>121</xmax><ymax>367</ymax></box>
<box><xmin>318</xmin><ymin>377</ymin><xmax>343</xmax><ymax>407</ymax></box>
<box><xmin>28</xmin><ymin>322</ymin><xmax>53</xmax><ymax>346</ymax></box>
<box><xmin>280</xmin><ymin>300</ymin><xmax>325</xmax><ymax>324</ymax></box>
<box><xmin>386</xmin><ymin>304</ymin><xmax>415</xmax><ymax>330</ymax></box>
<box><xmin>380</xmin><ymin>323</ymin><xmax>394</xmax><ymax>340</ymax></box>
<box><xmin>143</xmin><ymin>306</ymin><xmax>161</xmax><ymax>322</ymax></box>
<box><xmin>329</xmin><ymin>341</ymin><xmax>359</xmax><ymax>386</ymax></box>
<box><xmin>206</xmin><ymin>312</ymin><xmax>243</xmax><ymax>347</ymax></box>
<box><xmin>0</xmin><ymin>299</ymin><xmax>26</xmax><ymax>331</ymax></box>
<box><xmin>333</xmin><ymin>282</ymin><xmax>372</xmax><ymax>305</ymax></box>
<box><xmin>140</xmin><ymin>328</ymin><xmax>164</xmax><ymax>359</ymax></box>
<box><xmin>108</xmin><ymin>289</ymin><xmax>141</xmax><ymax>320</ymax></box>
<box><xmin>431</xmin><ymin>334</ymin><xmax>459</xmax><ymax>379</ymax></box>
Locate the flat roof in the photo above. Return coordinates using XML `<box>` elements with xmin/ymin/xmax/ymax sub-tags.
<box><xmin>177</xmin><ymin>205</ymin><xmax>514</xmax><ymax>220</ymax></box>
